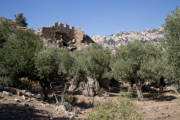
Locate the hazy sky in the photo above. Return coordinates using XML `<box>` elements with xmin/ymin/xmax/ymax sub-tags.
<box><xmin>0</xmin><ymin>0</ymin><xmax>179</xmax><ymax>35</ymax></box>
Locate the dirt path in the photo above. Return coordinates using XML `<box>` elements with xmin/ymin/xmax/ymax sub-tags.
<box><xmin>136</xmin><ymin>93</ymin><xmax>180</xmax><ymax>120</ymax></box>
<box><xmin>76</xmin><ymin>92</ymin><xmax>180</xmax><ymax>120</ymax></box>
<box><xmin>1</xmin><ymin>88</ymin><xmax>180</xmax><ymax>120</ymax></box>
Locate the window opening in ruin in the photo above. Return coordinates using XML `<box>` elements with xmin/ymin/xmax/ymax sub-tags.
<box><xmin>54</xmin><ymin>32</ymin><xmax>71</xmax><ymax>47</ymax></box>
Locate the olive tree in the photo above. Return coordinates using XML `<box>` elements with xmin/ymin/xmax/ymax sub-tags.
<box><xmin>111</xmin><ymin>41</ymin><xmax>164</xmax><ymax>100</ymax></box>
<box><xmin>164</xmin><ymin>6</ymin><xmax>180</xmax><ymax>87</ymax></box>
<box><xmin>69</xmin><ymin>50</ymin><xmax>87</xmax><ymax>91</ymax></box>
<box><xmin>1</xmin><ymin>29</ymin><xmax>43</xmax><ymax>86</ymax></box>
<box><xmin>35</xmin><ymin>47</ymin><xmax>75</xmax><ymax>101</ymax></box>
<box><xmin>84</xmin><ymin>43</ymin><xmax>112</xmax><ymax>95</ymax></box>
<box><xmin>35</xmin><ymin>46</ymin><xmax>59</xmax><ymax>99</ymax></box>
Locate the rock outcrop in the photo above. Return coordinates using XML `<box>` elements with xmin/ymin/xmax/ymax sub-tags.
<box><xmin>92</xmin><ymin>26</ymin><xmax>164</xmax><ymax>50</ymax></box>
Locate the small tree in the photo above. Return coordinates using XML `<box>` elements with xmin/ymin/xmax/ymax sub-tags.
<box><xmin>14</xmin><ymin>13</ymin><xmax>28</xmax><ymax>27</ymax></box>
<box><xmin>85</xmin><ymin>43</ymin><xmax>112</xmax><ymax>95</ymax></box>
<box><xmin>35</xmin><ymin>47</ymin><xmax>75</xmax><ymax>101</ymax></box>
<box><xmin>57</xmin><ymin>48</ymin><xmax>75</xmax><ymax>102</ymax></box>
<box><xmin>1</xmin><ymin>29</ymin><xmax>43</xmax><ymax>86</ymax></box>
<box><xmin>35</xmin><ymin>46</ymin><xmax>59</xmax><ymax>100</ymax></box>
<box><xmin>111</xmin><ymin>41</ymin><xmax>163</xmax><ymax>100</ymax></box>
<box><xmin>138</xmin><ymin>50</ymin><xmax>173</xmax><ymax>92</ymax></box>
<box><xmin>69</xmin><ymin>50</ymin><xmax>88</xmax><ymax>91</ymax></box>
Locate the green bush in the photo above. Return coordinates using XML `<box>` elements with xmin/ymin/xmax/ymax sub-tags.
<box><xmin>0</xmin><ymin>21</ymin><xmax>43</xmax><ymax>86</ymax></box>
<box><xmin>164</xmin><ymin>6</ymin><xmax>180</xmax><ymax>87</ymax></box>
<box><xmin>0</xmin><ymin>21</ymin><xmax>14</xmax><ymax>48</ymax></box>
<box><xmin>86</xmin><ymin>98</ymin><xmax>143</xmax><ymax>120</ymax></box>
<box><xmin>1</xmin><ymin>30</ymin><xmax>43</xmax><ymax>80</ymax></box>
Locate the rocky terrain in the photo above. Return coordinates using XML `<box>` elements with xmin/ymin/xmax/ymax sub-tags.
<box><xmin>1</xmin><ymin>85</ymin><xmax>180</xmax><ymax>120</ymax></box>
<box><xmin>91</xmin><ymin>26</ymin><xmax>164</xmax><ymax>49</ymax></box>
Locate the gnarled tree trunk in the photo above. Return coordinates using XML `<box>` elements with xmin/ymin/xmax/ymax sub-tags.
<box><xmin>135</xmin><ymin>81</ymin><xmax>143</xmax><ymax>101</ymax></box>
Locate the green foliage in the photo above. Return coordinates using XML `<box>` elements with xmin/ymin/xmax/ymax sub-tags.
<box><xmin>86</xmin><ymin>98</ymin><xmax>143</xmax><ymax>120</ymax></box>
<box><xmin>139</xmin><ymin>52</ymin><xmax>173</xmax><ymax>84</ymax></box>
<box><xmin>35</xmin><ymin>46</ymin><xmax>75</xmax><ymax>99</ymax></box>
<box><xmin>35</xmin><ymin>46</ymin><xmax>59</xmax><ymax>81</ymax></box>
<box><xmin>111</xmin><ymin>41</ymin><xmax>159</xmax><ymax>83</ymax></box>
<box><xmin>2</xmin><ymin>30</ymin><xmax>43</xmax><ymax>78</ymax></box>
<box><xmin>111</xmin><ymin>40</ymin><xmax>168</xmax><ymax>99</ymax></box>
<box><xmin>0</xmin><ymin>29</ymin><xmax>43</xmax><ymax>86</ymax></box>
<box><xmin>69</xmin><ymin>44</ymin><xmax>112</xmax><ymax>90</ymax></box>
<box><xmin>57</xmin><ymin>48</ymin><xmax>75</xmax><ymax>75</ymax></box>
<box><xmin>0</xmin><ymin>21</ymin><xmax>14</xmax><ymax>48</ymax></box>
<box><xmin>14</xmin><ymin>13</ymin><xmax>28</xmax><ymax>27</ymax></box>
<box><xmin>164</xmin><ymin>6</ymin><xmax>180</xmax><ymax>86</ymax></box>
<box><xmin>85</xmin><ymin>43</ymin><xmax>112</xmax><ymax>83</ymax></box>
<box><xmin>0</xmin><ymin>64</ymin><xmax>13</xmax><ymax>86</ymax></box>
<box><xmin>70</xmin><ymin>50</ymin><xmax>87</xmax><ymax>83</ymax></box>
<box><xmin>0</xmin><ymin>21</ymin><xmax>14</xmax><ymax>86</ymax></box>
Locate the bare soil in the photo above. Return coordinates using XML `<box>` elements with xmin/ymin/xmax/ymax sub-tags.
<box><xmin>0</xmin><ymin>88</ymin><xmax>180</xmax><ymax>120</ymax></box>
<box><xmin>136</xmin><ymin>92</ymin><xmax>180</xmax><ymax>120</ymax></box>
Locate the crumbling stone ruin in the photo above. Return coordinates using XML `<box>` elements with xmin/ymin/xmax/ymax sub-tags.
<box><xmin>0</xmin><ymin>17</ymin><xmax>94</xmax><ymax>50</ymax></box>
<box><xmin>38</xmin><ymin>22</ymin><xmax>94</xmax><ymax>50</ymax></box>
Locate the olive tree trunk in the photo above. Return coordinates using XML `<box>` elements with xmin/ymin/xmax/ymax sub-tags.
<box><xmin>135</xmin><ymin>81</ymin><xmax>143</xmax><ymax>101</ymax></box>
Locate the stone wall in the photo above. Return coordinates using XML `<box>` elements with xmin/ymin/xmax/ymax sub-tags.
<box><xmin>38</xmin><ymin>22</ymin><xmax>88</xmax><ymax>50</ymax></box>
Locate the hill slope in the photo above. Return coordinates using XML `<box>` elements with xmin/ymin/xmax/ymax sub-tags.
<box><xmin>91</xmin><ymin>26</ymin><xmax>164</xmax><ymax>49</ymax></box>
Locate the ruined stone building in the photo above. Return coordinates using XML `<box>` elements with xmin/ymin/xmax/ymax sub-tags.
<box><xmin>0</xmin><ymin>17</ymin><xmax>94</xmax><ymax>50</ymax></box>
<box><xmin>38</xmin><ymin>22</ymin><xmax>94</xmax><ymax>50</ymax></box>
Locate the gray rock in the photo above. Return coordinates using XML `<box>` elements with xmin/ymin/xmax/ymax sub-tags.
<box><xmin>36</xmin><ymin>94</ymin><xmax>41</xmax><ymax>99</ymax></box>
<box><xmin>2</xmin><ymin>91</ymin><xmax>11</xmax><ymax>96</ymax></box>
<box><xmin>39</xmin><ymin>103</ymin><xmax>49</xmax><ymax>107</ymax></box>
<box><xmin>26</xmin><ymin>98</ymin><xmax>31</xmax><ymax>102</ymax></box>
<box><xmin>56</xmin><ymin>105</ymin><xmax>75</xmax><ymax>119</ymax></box>
<box><xmin>22</xmin><ymin>95</ymin><xmax>26</xmax><ymax>100</ymax></box>
<box><xmin>56</xmin><ymin>105</ymin><xmax>66</xmax><ymax>112</ymax></box>
<box><xmin>14</xmin><ymin>98</ymin><xmax>21</xmax><ymax>103</ymax></box>
<box><xmin>92</xmin><ymin>26</ymin><xmax>164</xmax><ymax>49</ymax></box>
<box><xmin>17</xmin><ymin>91</ymin><xmax>23</xmax><ymax>96</ymax></box>
<box><xmin>25</xmin><ymin>92</ymin><xmax>32</xmax><ymax>97</ymax></box>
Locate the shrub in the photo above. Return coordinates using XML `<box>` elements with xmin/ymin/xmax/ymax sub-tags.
<box><xmin>1</xmin><ymin>30</ymin><xmax>43</xmax><ymax>80</ymax></box>
<box><xmin>86</xmin><ymin>98</ymin><xmax>143</xmax><ymax>120</ymax></box>
<box><xmin>164</xmin><ymin>6</ymin><xmax>180</xmax><ymax>87</ymax></box>
<box><xmin>0</xmin><ymin>21</ymin><xmax>14</xmax><ymax>48</ymax></box>
<box><xmin>0</xmin><ymin>23</ymin><xmax>43</xmax><ymax>86</ymax></box>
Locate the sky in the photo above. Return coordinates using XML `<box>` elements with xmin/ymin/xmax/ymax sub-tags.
<box><xmin>0</xmin><ymin>0</ymin><xmax>179</xmax><ymax>36</ymax></box>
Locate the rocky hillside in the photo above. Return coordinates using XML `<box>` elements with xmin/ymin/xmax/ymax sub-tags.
<box><xmin>91</xmin><ymin>26</ymin><xmax>164</xmax><ymax>49</ymax></box>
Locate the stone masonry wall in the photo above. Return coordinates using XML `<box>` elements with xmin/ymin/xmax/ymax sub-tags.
<box><xmin>38</xmin><ymin>22</ymin><xmax>85</xmax><ymax>50</ymax></box>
